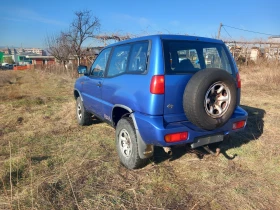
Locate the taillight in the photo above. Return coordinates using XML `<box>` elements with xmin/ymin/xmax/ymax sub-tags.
<box><xmin>150</xmin><ymin>75</ymin><xmax>164</xmax><ymax>94</ymax></box>
<box><xmin>233</xmin><ymin>120</ymin><xmax>246</xmax><ymax>130</ymax></box>
<box><xmin>164</xmin><ymin>132</ymin><xmax>188</xmax><ymax>143</ymax></box>
<box><xmin>236</xmin><ymin>73</ymin><xmax>241</xmax><ymax>88</ymax></box>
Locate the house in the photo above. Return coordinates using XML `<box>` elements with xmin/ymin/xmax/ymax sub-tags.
<box><xmin>17</xmin><ymin>52</ymin><xmax>36</xmax><ymax>65</ymax></box>
<box><xmin>250</xmin><ymin>47</ymin><xmax>265</xmax><ymax>61</ymax></box>
<box><xmin>268</xmin><ymin>36</ymin><xmax>280</xmax><ymax>44</ymax></box>
<box><xmin>1</xmin><ymin>48</ymin><xmax>11</xmax><ymax>55</ymax></box>
<box><xmin>24</xmin><ymin>48</ymin><xmax>46</xmax><ymax>56</ymax></box>
<box><xmin>0</xmin><ymin>52</ymin><xmax>3</xmax><ymax>63</ymax></box>
<box><xmin>267</xmin><ymin>36</ymin><xmax>280</xmax><ymax>60</ymax></box>
<box><xmin>25</xmin><ymin>55</ymin><xmax>55</xmax><ymax>65</ymax></box>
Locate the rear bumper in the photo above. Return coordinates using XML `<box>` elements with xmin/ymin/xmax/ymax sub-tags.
<box><xmin>134</xmin><ymin>106</ymin><xmax>248</xmax><ymax>147</ymax></box>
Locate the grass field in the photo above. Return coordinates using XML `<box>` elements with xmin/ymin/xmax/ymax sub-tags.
<box><xmin>0</xmin><ymin>64</ymin><xmax>280</xmax><ymax>209</ymax></box>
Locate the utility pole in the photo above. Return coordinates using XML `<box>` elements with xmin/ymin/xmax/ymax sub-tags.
<box><xmin>217</xmin><ymin>23</ymin><xmax>222</xmax><ymax>39</ymax></box>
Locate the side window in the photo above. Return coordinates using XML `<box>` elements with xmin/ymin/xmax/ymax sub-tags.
<box><xmin>128</xmin><ymin>42</ymin><xmax>149</xmax><ymax>73</ymax></box>
<box><xmin>90</xmin><ymin>48</ymin><xmax>111</xmax><ymax>77</ymax></box>
<box><xmin>107</xmin><ymin>45</ymin><xmax>130</xmax><ymax>77</ymax></box>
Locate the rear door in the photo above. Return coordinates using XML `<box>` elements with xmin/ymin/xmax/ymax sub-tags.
<box><xmin>162</xmin><ymin>40</ymin><xmax>234</xmax><ymax>123</ymax></box>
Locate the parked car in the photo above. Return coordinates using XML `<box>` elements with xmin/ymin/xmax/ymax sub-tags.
<box><xmin>1</xmin><ymin>63</ymin><xmax>15</xmax><ymax>69</ymax></box>
<box><xmin>8</xmin><ymin>64</ymin><xmax>13</xmax><ymax>70</ymax></box>
<box><xmin>74</xmin><ymin>34</ymin><xmax>248</xmax><ymax>169</ymax></box>
<box><xmin>0</xmin><ymin>63</ymin><xmax>10</xmax><ymax>70</ymax></box>
<box><xmin>1</xmin><ymin>63</ymin><xmax>9</xmax><ymax>67</ymax></box>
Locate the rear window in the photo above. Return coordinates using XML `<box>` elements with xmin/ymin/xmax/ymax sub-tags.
<box><xmin>163</xmin><ymin>40</ymin><xmax>233</xmax><ymax>74</ymax></box>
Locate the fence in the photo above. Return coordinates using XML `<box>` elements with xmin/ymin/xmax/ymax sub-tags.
<box><xmin>223</xmin><ymin>41</ymin><xmax>280</xmax><ymax>65</ymax></box>
<box><xmin>13</xmin><ymin>65</ymin><xmax>32</xmax><ymax>70</ymax></box>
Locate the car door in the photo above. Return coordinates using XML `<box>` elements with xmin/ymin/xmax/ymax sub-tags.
<box><xmin>102</xmin><ymin>44</ymin><xmax>131</xmax><ymax>121</ymax></box>
<box><xmin>81</xmin><ymin>48</ymin><xmax>111</xmax><ymax>118</ymax></box>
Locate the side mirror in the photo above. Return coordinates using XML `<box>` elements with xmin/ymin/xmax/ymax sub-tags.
<box><xmin>77</xmin><ymin>65</ymin><xmax>88</xmax><ymax>74</ymax></box>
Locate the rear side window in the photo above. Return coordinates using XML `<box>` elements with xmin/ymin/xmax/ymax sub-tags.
<box><xmin>128</xmin><ymin>42</ymin><xmax>149</xmax><ymax>73</ymax></box>
<box><xmin>90</xmin><ymin>48</ymin><xmax>111</xmax><ymax>77</ymax></box>
<box><xmin>107</xmin><ymin>45</ymin><xmax>131</xmax><ymax>77</ymax></box>
<box><xmin>163</xmin><ymin>40</ymin><xmax>233</xmax><ymax>74</ymax></box>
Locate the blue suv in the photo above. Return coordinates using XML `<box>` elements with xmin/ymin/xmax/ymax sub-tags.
<box><xmin>74</xmin><ymin>35</ymin><xmax>248</xmax><ymax>169</ymax></box>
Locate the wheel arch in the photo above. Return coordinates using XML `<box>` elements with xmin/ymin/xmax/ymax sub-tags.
<box><xmin>74</xmin><ymin>89</ymin><xmax>82</xmax><ymax>100</ymax></box>
<box><xmin>112</xmin><ymin>104</ymin><xmax>133</xmax><ymax>128</ymax></box>
<box><xmin>112</xmin><ymin>104</ymin><xmax>154</xmax><ymax>159</ymax></box>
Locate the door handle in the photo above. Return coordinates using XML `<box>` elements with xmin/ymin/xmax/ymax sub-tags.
<box><xmin>97</xmin><ymin>82</ymin><xmax>102</xmax><ymax>87</ymax></box>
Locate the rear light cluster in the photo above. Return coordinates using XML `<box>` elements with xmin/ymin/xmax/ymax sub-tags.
<box><xmin>150</xmin><ymin>75</ymin><xmax>164</xmax><ymax>94</ymax></box>
<box><xmin>236</xmin><ymin>73</ymin><xmax>241</xmax><ymax>88</ymax></box>
<box><xmin>165</xmin><ymin>132</ymin><xmax>188</xmax><ymax>143</ymax></box>
<box><xmin>233</xmin><ymin>120</ymin><xmax>246</xmax><ymax>130</ymax></box>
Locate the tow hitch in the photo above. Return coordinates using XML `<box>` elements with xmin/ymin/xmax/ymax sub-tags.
<box><xmin>203</xmin><ymin>145</ymin><xmax>221</xmax><ymax>157</ymax></box>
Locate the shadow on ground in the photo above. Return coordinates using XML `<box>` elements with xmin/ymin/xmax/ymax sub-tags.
<box><xmin>85</xmin><ymin>116</ymin><xmax>102</xmax><ymax>126</ymax></box>
<box><xmin>153</xmin><ymin>105</ymin><xmax>266</xmax><ymax>164</ymax></box>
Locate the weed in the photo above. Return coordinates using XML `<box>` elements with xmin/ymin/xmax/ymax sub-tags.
<box><xmin>0</xmin><ymin>66</ymin><xmax>279</xmax><ymax>209</ymax></box>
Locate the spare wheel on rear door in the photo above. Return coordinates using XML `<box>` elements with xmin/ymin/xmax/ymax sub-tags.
<box><xmin>183</xmin><ymin>68</ymin><xmax>237</xmax><ymax>130</ymax></box>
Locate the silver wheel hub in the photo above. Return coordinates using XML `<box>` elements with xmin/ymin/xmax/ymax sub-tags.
<box><xmin>77</xmin><ymin>103</ymin><xmax>82</xmax><ymax>120</ymax></box>
<box><xmin>204</xmin><ymin>81</ymin><xmax>231</xmax><ymax>118</ymax></box>
<box><xmin>119</xmin><ymin>129</ymin><xmax>132</xmax><ymax>158</ymax></box>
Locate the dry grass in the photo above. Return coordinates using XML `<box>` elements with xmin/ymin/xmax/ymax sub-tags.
<box><xmin>0</xmin><ymin>65</ymin><xmax>280</xmax><ymax>209</ymax></box>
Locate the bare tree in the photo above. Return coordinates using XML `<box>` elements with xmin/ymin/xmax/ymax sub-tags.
<box><xmin>65</xmin><ymin>10</ymin><xmax>100</xmax><ymax>65</ymax></box>
<box><xmin>93</xmin><ymin>33</ymin><xmax>132</xmax><ymax>46</ymax></box>
<box><xmin>46</xmin><ymin>32</ymin><xmax>71</xmax><ymax>68</ymax></box>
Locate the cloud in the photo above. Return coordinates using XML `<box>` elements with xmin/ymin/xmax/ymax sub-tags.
<box><xmin>138</xmin><ymin>17</ymin><xmax>150</xmax><ymax>27</ymax></box>
<box><xmin>111</xmin><ymin>14</ymin><xmax>186</xmax><ymax>35</ymax></box>
<box><xmin>1</xmin><ymin>17</ymin><xmax>28</xmax><ymax>22</ymax></box>
<box><xmin>1</xmin><ymin>7</ymin><xmax>66</xmax><ymax>26</ymax></box>
<box><xmin>113</xmin><ymin>13</ymin><xmax>155</xmax><ymax>28</ymax></box>
<box><xmin>169</xmin><ymin>20</ymin><xmax>180</xmax><ymax>27</ymax></box>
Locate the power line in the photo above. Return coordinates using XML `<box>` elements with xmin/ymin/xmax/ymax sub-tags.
<box><xmin>223</xmin><ymin>24</ymin><xmax>277</xmax><ymax>36</ymax></box>
<box><xmin>222</xmin><ymin>26</ymin><xmax>232</xmax><ymax>38</ymax></box>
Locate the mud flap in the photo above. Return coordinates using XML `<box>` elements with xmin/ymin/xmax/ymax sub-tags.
<box><xmin>136</xmin><ymin>130</ymin><xmax>154</xmax><ymax>159</ymax></box>
<box><xmin>129</xmin><ymin>113</ymin><xmax>154</xmax><ymax>159</ymax></box>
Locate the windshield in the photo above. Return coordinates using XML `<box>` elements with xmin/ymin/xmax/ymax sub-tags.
<box><xmin>163</xmin><ymin>40</ymin><xmax>233</xmax><ymax>74</ymax></box>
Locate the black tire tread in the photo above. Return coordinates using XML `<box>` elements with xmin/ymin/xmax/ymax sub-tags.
<box><xmin>76</xmin><ymin>97</ymin><xmax>92</xmax><ymax>126</ymax></box>
<box><xmin>183</xmin><ymin>68</ymin><xmax>237</xmax><ymax>130</ymax></box>
<box><xmin>116</xmin><ymin>117</ymin><xmax>148</xmax><ymax>169</ymax></box>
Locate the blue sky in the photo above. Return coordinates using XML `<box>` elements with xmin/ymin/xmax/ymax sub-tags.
<box><xmin>0</xmin><ymin>0</ymin><xmax>279</xmax><ymax>48</ymax></box>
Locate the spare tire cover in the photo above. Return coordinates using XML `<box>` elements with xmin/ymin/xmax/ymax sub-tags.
<box><xmin>183</xmin><ymin>68</ymin><xmax>237</xmax><ymax>130</ymax></box>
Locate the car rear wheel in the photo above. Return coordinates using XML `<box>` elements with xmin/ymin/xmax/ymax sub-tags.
<box><xmin>116</xmin><ymin>117</ymin><xmax>148</xmax><ymax>169</ymax></box>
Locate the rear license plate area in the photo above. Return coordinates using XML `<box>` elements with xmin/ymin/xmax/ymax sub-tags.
<box><xmin>191</xmin><ymin>133</ymin><xmax>224</xmax><ymax>149</ymax></box>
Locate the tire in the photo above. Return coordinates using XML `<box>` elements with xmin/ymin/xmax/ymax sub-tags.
<box><xmin>76</xmin><ymin>97</ymin><xmax>92</xmax><ymax>126</ymax></box>
<box><xmin>116</xmin><ymin>117</ymin><xmax>148</xmax><ymax>169</ymax></box>
<box><xmin>183</xmin><ymin>68</ymin><xmax>237</xmax><ymax>130</ymax></box>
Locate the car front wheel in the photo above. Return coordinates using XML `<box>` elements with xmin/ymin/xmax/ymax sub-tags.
<box><xmin>76</xmin><ymin>97</ymin><xmax>92</xmax><ymax>126</ymax></box>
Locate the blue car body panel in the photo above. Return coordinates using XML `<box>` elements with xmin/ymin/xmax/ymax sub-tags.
<box><xmin>133</xmin><ymin>106</ymin><xmax>247</xmax><ymax>147</ymax></box>
<box><xmin>74</xmin><ymin>34</ymin><xmax>248</xmax><ymax>147</ymax></box>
